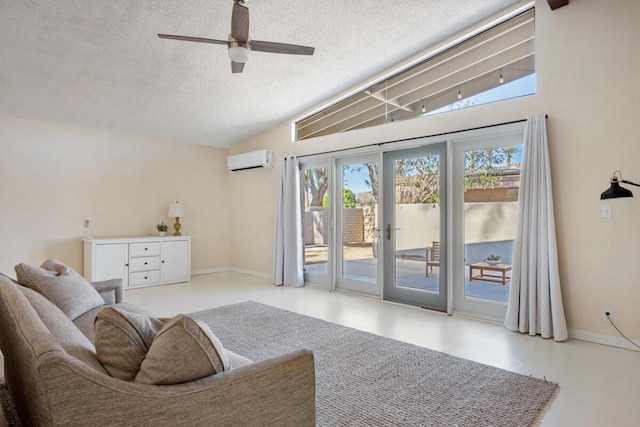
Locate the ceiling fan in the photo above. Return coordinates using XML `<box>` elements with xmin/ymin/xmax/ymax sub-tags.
<box><xmin>158</xmin><ymin>0</ymin><xmax>315</xmax><ymax>74</ymax></box>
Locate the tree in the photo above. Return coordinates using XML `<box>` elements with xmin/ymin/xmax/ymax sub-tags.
<box><xmin>463</xmin><ymin>148</ymin><xmax>506</xmax><ymax>190</ymax></box>
<box><xmin>501</xmin><ymin>145</ymin><xmax>522</xmax><ymax>167</ymax></box>
<box><xmin>357</xmin><ymin>192</ymin><xmax>376</xmax><ymax>206</ymax></box>
<box><xmin>345</xmin><ymin>163</ymin><xmax>378</xmax><ymax>202</ymax></box>
<box><xmin>342</xmin><ymin>189</ymin><xmax>357</xmax><ymax>208</ymax></box>
<box><xmin>323</xmin><ymin>189</ymin><xmax>357</xmax><ymax>208</ymax></box>
<box><xmin>322</xmin><ymin>146</ymin><xmax>510</xmax><ymax>208</ymax></box>
<box><xmin>364</xmin><ymin>163</ymin><xmax>378</xmax><ymax>201</ymax></box>
<box><xmin>302</xmin><ymin>168</ymin><xmax>328</xmax><ymax>207</ymax></box>
<box><xmin>393</xmin><ymin>156</ymin><xmax>440</xmax><ymax>204</ymax></box>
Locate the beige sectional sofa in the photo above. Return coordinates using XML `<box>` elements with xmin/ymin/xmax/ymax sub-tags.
<box><xmin>0</xmin><ymin>273</ymin><xmax>316</xmax><ymax>426</ymax></box>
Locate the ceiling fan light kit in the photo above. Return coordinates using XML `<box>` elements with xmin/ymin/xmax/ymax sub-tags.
<box><xmin>228</xmin><ymin>43</ymin><xmax>251</xmax><ymax>63</ymax></box>
<box><xmin>158</xmin><ymin>0</ymin><xmax>314</xmax><ymax>74</ymax></box>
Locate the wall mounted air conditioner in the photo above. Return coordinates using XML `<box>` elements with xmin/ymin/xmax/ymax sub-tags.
<box><xmin>227</xmin><ymin>149</ymin><xmax>273</xmax><ymax>172</ymax></box>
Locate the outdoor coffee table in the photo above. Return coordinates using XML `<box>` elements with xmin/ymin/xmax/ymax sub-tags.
<box><xmin>469</xmin><ymin>262</ymin><xmax>512</xmax><ymax>285</ymax></box>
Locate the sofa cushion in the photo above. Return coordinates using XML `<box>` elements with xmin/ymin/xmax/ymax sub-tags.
<box><xmin>0</xmin><ymin>272</ymin><xmax>19</xmax><ymax>285</ymax></box>
<box><xmin>135</xmin><ymin>315</ymin><xmax>231</xmax><ymax>385</ymax></box>
<box><xmin>18</xmin><ymin>285</ymin><xmax>108</xmax><ymax>375</ymax></box>
<box><xmin>15</xmin><ymin>258</ymin><xmax>104</xmax><ymax>320</ymax></box>
<box><xmin>75</xmin><ymin>302</ymin><xmax>154</xmax><ymax>344</ymax></box>
<box><xmin>94</xmin><ymin>306</ymin><xmax>167</xmax><ymax>381</ymax></box>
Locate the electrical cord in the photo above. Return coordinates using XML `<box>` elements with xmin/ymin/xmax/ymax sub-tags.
<box><xmin>606</xmin><ymin>313</ymin><xmax>640</xmax><ymax>351</ymax></box>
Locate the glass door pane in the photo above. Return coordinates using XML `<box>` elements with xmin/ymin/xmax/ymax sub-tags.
<box><xmin>336</xmin><ymin>155</ymin><xmax>381</xmax><ymax>296</ymax></box>
<box><xmin>452</xmin><ymin>129</ymin><xmax>524</xmax><ymax>320</ymax></box>
<box><xmin>383</xmin><ymin>144</ymin><xmax>447</xmax><ymax>311</ymax></box>
<box><xmin>463</xmin><ymin>145</ymin><xmax>521</xmax><ymax>303</ymax></box>
<box><xmin>301</xmin><ymin>163</ymin><xmax>330</xmax><ymax>287</ymax></box>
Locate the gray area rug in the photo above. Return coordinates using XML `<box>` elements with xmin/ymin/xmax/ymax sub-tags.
<box><xmin>191</xmin><ymin>301</ymin><xmax>558</xmax><ymax>427</ymax></box>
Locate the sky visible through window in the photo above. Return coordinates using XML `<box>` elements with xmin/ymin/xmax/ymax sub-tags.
<box><xmin>343</xmin><ymin>75</ymin><xmax>534</xmax><ymax>196</ymax></box>
<box><xmin>426</xmin><ymin>74</ymin><xmax>535</xmax><ymax>116</ymax></box>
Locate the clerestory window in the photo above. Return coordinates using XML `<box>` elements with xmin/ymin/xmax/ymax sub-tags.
<box><xmin>296</xmin><ymin>8</ymin><xmax>535</xmax><ymax>141</ymax></box>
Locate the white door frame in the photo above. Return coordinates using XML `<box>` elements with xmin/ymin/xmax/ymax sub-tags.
<box><xmin>450</xmin><ymin>126</ymin><xmax>525</xmax><ymax>320</ymax></box>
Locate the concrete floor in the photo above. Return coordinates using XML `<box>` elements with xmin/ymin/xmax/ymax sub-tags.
<box><xmin>3</xmin><ymin>272</ymin><xmax>638</xmax><ymax>426</ymax></box>
<box><xmin>121</xmin><ymin>272</ymin><xmax>639</xmax><ymax>427</ymax></box>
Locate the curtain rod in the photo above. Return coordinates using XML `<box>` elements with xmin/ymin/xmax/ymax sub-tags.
<box><xmin>296</xmin><ymin>115</ymin><xmax>547</xmax><ymax>159</ymax></box>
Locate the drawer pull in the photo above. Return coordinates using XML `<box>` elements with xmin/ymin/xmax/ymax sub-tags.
<box><xmin>144</xmin><ymin>276</ymin><xmax>148</xmax><ymax>280</ymax></box>
<box><xmin>144</xmin><ymin>262</ymin><xmax>148</xmax><ymax>265</ymax></box>
<box><xmin>162</xmin><ymin>260</ymin><xmax>165</xmax><ymax>264</ymax></box>
<box><xmin>144</xmin><ymin>248</ymin><xmax>148</xmax><ymax>251</ymax></box>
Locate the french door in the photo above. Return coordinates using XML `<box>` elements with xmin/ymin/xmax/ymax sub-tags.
<box><xmin>451</xmin><ymin>131</ymin><xmax>523</xmax><ymax>320</ymax></box>
<box><xmin>335</xmin><ymin>155</ymin><xmax>382</xmax><ymax>297</ymax></box>
<box><xmin>300</xmin><ymin>123</ymin><xmax>522</xmax><ymax>320</ymax></box>
<box><xmin>382</xmin><ymin>144</ymin><xmax>447</xmax><ymax>311</ymax></box>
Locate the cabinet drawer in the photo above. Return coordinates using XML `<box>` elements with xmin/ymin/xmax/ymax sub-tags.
<box><xmin>129</xmin><ymin>256</ymin><xmax>160</xmax><ymax>272</ymax></box>
<box><xmin>129</xmin><ymin>270</ymin><xmax>160</xmax><ymax>287</ymax></box>
<box><xmin>129</xmin><ymin>242</ymin><xmax>160</xmax><ymax>257</ymax></box>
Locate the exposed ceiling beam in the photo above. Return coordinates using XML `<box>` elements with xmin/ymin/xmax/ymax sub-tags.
<box><xmin>298</xmin><ymin>8</ymin><xmax>537</xmax><ymax>141</ymax></box>
<box><xmin>547</xmin><ymin>0</ymin><xmax>568</xmax><ymax>11</ymax></box>
<box><xmin>364</xmin><ymin>90</ymin><xmax>415</xmax><ymax>113</ymax></box>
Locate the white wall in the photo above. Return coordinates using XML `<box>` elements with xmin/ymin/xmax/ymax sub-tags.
<box><xmin>395</xmin><ymin>202</ymin><xmax>517</xmax><ymax>251</ymax></box>
<box><xmin>229</xmin><ymin>0</ymin><xmax>640</xmax><ymax>340</ymax></box>
<box><xmin>0</xmin><ymin>115</ymin><xmax>231</xmax><ymax>275</ymax></box>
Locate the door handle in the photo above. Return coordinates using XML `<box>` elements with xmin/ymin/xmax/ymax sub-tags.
<box><xmin>385</xmin><ymin>224</ymin><xmax>401</xmax><ymax>240</ymax></box>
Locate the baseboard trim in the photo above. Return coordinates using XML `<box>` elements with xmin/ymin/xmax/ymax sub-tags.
<box><xmin>191</xmin><ymin>267</ymin><xmax>232</xmax><ymax>276</ymax></box>
<box><xmin>569</xmin><ymin>328</ymin><xmax>640</xmax><ymax>351</ymax></box>
<box><xmin>226</xmin><ymin>267</ymin><xmax>272</xmax><ymax>280</ymax></box>
<box><xmin>191</xmin><ymin>267</ymin><xmax>271</xmax><ymax>280</ymax></box>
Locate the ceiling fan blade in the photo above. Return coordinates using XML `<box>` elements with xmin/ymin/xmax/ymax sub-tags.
<box><xmin>251</xmin><ymin>40</ymin><xmax>315</xmax><ymax>56</ymax></box>
<box><xmin>231</xmin><ymin>3</ymin><xmax>250</xmax><ymax>42</ymax></box>
<box><xmin>231</xmin><ymin>61</ymin><xmax>245</xmax><ymax>74</ymax></box>
<box><xmin>157</xmin><ymin>34</ymin><xmax>228</xmax><ymax>46</ymax></box>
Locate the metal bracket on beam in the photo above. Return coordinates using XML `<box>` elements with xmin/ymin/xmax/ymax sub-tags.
<box><xmin>547</xmin><ymin>0</ymin><xmax>568</xmax><ymax>10</ymax></box>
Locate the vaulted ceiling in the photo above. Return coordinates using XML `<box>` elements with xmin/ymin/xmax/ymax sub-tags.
<box><xmin>0</xmin><ymin>0</ymin><xmax>523</xmax><ymax>148</ymax></box>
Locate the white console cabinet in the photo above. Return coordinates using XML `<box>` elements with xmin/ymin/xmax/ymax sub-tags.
<box><xmin>83</xmin><ymin>236</ymin><xmax>191</xmax><ymax>288</ymax></box>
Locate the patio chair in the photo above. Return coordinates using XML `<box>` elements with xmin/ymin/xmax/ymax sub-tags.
<box><xmin>426</xmin><ymin>241</ymin><xmax>440</xmax><ymax>277</ymax></box>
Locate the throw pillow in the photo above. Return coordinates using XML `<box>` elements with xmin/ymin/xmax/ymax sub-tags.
<box><xmin>19</xmin><ymin>284</ymin><xmax>108</xmax><ymax>375</ymax></box>
<box><xmin>94</xmin><ymin>306</ymin><xmax>167</xmax><ymax>381</ymax></box>
<box><xmin>135</xmin><ymin>314</ymin><xmax>231</xmax><ymax>385</ymax></box>
<box><xmin>15</xmin><ymin>257</ymin><xmax>105</xmax><ymax>320</ymax></box>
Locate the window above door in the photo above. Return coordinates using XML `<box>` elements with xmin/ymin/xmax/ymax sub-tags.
<box><xmin>296</xmin><ymin>8</ymin><xmax>535</xmax><ymax>141</ymax></box>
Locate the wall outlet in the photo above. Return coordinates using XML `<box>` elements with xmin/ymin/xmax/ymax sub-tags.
<box><xmin>602</xmin><ymin>309</ymin><xmax>613</xmax><ymax>322</ymax></box>
<box><xmin>601</xmin><ymin>205</ymin><xmax>612</xmax><ymax>218</ymax></box>
<box><xmin>84</xmin><ymin>218</ymin><xmax>91</xmax><ymax>228</ymax></box>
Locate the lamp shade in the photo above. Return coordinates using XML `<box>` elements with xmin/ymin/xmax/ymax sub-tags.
<box><xmin>600</xmin><ymin>171</ymin><xmax>640</xmax><ymax>199</ymax></box>
<box><xmin>600</xmin><ymin>180</ymin><xmax>633</xmax><ymax>199</ymax></box>
<box><xmin>168</xmin><ymin>201</ymin><xmax>185</xmax><ymax>218</ymax></box>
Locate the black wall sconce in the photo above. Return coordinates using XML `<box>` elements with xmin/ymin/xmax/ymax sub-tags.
<box><xmin>600</xmin><ymin>171</ymin><xmax>640</xmax><ymax>199</ymax></box>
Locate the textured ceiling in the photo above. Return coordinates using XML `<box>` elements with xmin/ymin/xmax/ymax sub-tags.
<box><xmin>0</xmin><ymin>0</ymin><xmax>520</xmax><ymax>148</ymax></box>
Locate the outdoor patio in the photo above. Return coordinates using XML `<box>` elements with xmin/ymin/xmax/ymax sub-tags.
<box><xmin>305</xmin><ymin>245</ymin><xmax>510</xmax><ymax>303</ymax></box>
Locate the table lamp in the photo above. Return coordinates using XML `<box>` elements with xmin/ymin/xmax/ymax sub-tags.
<box><xmin>168</xmin><ymin>201</ymin><xmax>185</xmax><ymax>236</ymax></box>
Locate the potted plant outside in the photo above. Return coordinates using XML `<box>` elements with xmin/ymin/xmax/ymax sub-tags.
<box><xmin>156</xmin><ymin>222</ymin><xmax>168</xmax><ymax>237</ymax></box>
<box><xmin>485</xmin><ymin>254</ymin><xmax>501</xmax><ymax>266</ymax></box>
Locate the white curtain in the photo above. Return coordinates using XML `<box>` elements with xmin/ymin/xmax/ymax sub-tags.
<box><xmin>273</xmin><ymin>157</ymin><xmax>304</xmax><ymax>287</ymax></box>
<box><xmin>505</xmin><ymin>113</ymin><xmax>568</xmax><ymax>341</ymax></box>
